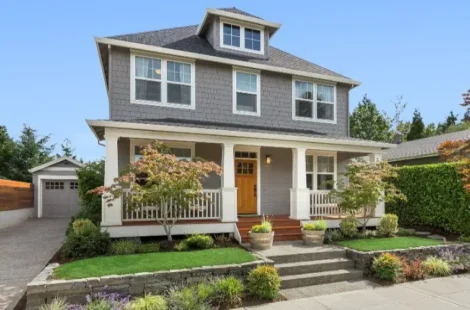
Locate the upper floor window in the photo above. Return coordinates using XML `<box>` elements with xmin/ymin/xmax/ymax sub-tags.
<box><xmin>293</xmin><ymin>80</ymin><xmax>336</xmax><ymax>123</ymax></box>
<box><xmin>131</xmin><ymin>53</ymin><xmax>195</xmax><ymax>109</ymax></box>
<box><xmin>220</xmin><ymin>19</ymin><xmax>264</xmax><ymax>55</ymax></box>
<box><xmin>233</xmin><ymin>70</ymin><xmax>261</xmax><ymax>116</ymax></box>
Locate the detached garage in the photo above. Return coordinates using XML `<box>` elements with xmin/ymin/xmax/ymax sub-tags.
<box><xmin>29</xmin><ymin>157</ymin><xmax>84</xmax><ymax>218</ymax></box>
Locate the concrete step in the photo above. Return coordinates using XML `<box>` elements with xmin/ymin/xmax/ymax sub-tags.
<box><xmin>276</xmin><ymin>258</ymin><xmax>354</xmax><ymax>276</ymax></box>
<box><xmin>281</xmin><ymin>280</ymin><xmax>381</xmax><ymax>299</ymax></box>
<box><xmin>280</xmin><ymin>269</ymin><xmax>363</xmax><ymax>289</ymax></box>
<box><xmin>268</xmin><ymin>248</ymin><xmax>346</xmax><ymax>264</ymax></box>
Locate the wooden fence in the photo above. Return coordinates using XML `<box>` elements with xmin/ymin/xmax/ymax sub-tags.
<box><xmin>0</xmin><ymin>180</ymin><xmax>34</xmax><ymax>211</ymax></box>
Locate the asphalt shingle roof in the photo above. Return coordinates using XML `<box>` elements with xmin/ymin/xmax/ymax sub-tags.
<box><xmin>383</xmin><ymin>129</ymin><xmax>470</xmax><ymax>161</ymax></box>
<box><xmin>108</xmin><ymin>9</ymin><xmax>350</xmax><ymax>80</ymax></box>
<box><xmin>218</xmin><ymin>7</ymin><xmax>264</xmax><ymax>20</ymax></box>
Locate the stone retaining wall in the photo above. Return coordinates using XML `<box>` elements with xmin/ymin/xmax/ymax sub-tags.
<box><xmin>345</xmin><ymin>244</ymin><xmax>470</xmax><ymax>275</ymax></box>
<box><xmin>26</xmin><ymin>256</ymin><xmax>272</xmax><ymax>309</ymax></box>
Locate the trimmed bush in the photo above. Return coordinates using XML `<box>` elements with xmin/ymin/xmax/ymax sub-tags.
<box><xmin>246</xmin><ymin>265</ymin><xmax>281</xmax><ymax>300</ymax></box>
<box><xmin>377</xmin><ymin>214</ymin><xmax>398</xmax><ymax>237</ymax></box>
<box><xmin>339</xmin><ymin>216</ymin><xmax>358</xmax><ymax>238</ymax></box>
<box><xmin>401</xmin><ymin>258</ymin><xmax>427</xmax><ymax>280</ymax></box>
<box><xmin>422</xmin><ymin>256</ymin><xmax>452</xmax><ymax>276</ymax></box>
<box><xmin>110</xmin><ymin>239</ymin><xmax>139</xmax><ymax>255</ymax></box>
<box><xmin>71</xmin><ymin>218</ymin><xmax>96</xmax><ymax>236</ymax></box>
<box><xmin>387</xmin><ymin>163</ymin><xmax>470</xmax><ymax>235</ymax></box>
<box><xmin>137</xmin><ymin>243</ymin><xmax>160</xmax><ymax>254</ymax></box>
<box><xmin>182</xmin><ymin>234</ymin><xmax>214</xmax><ymax>250</ymax></box>
<box><xmin>129</xmin><ymin>294</ymin><xmax>167</xmax><ymax>310</ymax></box>
<box><xmin>211</xmin><ymin>276</ymin><xmax>244</xmax><ymax>308</ymax></box>
<box><xmin>62</xmin><ymin>220</ymin><xmax>111</xmax><ymax>259</ymax></box>
<box><xmin>372</xmin><ymin>253</ymin><xmax>402</xmax><ymax>282</ymax></box>
<box><xmin>303</xmin><ymin>220</ymin><xmax>327</xmax><ymax>231</ymax></box>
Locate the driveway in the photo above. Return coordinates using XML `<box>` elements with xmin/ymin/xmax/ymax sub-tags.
<box><xmin>0</xmin><ymin>218</ymin><xmax>69</xmax><ymax>310</ymax></box>
<box><xmin>237</xmin><ymin>274</ymin><xmax>470</xmax><ymax>309</ymax></box>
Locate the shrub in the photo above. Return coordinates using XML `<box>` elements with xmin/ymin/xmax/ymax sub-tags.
<box><xmin>324</xmin><ymin>229</ymin><xmax>344</xmax><ymax>244</ymax></box>
<box><xmin>356</xmin><ymin>230</ymin><xmax>376</xmax><ymax>239</ymax></box>
<box><xmin>422</xmin><ymin>256</ymin><xmax>452</xmax><ymax>276</ymax></box>
<box><xmin>438</xmin><ymin>247</ymin><xmax>469</xmax><ymax>273</ymax></box>
<box><xmin>62</xmin><ymin>229</ymin><xmax>111</xmax><ymax>259</ymax></box>
<box><xmin>39</xmin><ymin>297</ymin><xmax>67</xmax><ymax>310</ymax></box>
<box><xmin>137</xmin><ymin>243</ymin><xmax>160</xmax><ymax>254</ymax></box>
<box><xmin>339</xmin><ymin>216</ymin><xmax>358</xmax><ymax>238</ymax></box>
<box><xmin>110</xmin><ymin>239</ymin><xmax>139</xmax><ymax>255</ymax></box>
<box><xmin>397</xmin><ymin>228</ymin><xmax>416</xmax><ymax>236</ymax></box>
<box><xmin>129</xmin><ymin>294</ymin><xmax>167</xmax><ymax>310</ymax></box>
<box><xmin>75</xmin><ymin>160</ymin><xmax>105</xmax><ymax>225</ymax></box>
<box><xmin>372</xmin><ymin>253</ymin><xmax>402</xmax><ymax>282</ymax></box>
<box><xmin>377</xmin><ymin>214</ymin><xmax>398</xmax><ymax>237</ymax></box>
<box><xmin>194</xmin><ymin>282</ymin><xmax>214</xmax><ymax>303</ymax></box>
<box><xmin>72</xmin><ymin>218</ymin><xmax>97</xmax><ymax>236</ymax></box>
<box><xmin>246</xmin><ymin>265</ymin><xmax>281</xmax><ymax>300</ymax></box>
<box><xmin>303</xmin><ymin>220</ymin><xmax>327</xmax><ymax>231</ymax></box>
<box><xmin>251</xmin><ymin>216</ymin><xmax>272</xmax><ymax>233</ymax></box>
<box><xmin>458</xmin><ymin>235</ymin><xmax>470</xmax><ymax>243</ymax></box>
<box><xmin>85</xmin><ymin>292</ymin><xmax>131</xmax><ymax>310</ymax></box>
<box><xmin>167</xmin><ymin>286</ymin><xmax>211</xmax><ymax>310</ymax></box>
<box><xmin>180</xmin><ymin>234</ymin><xmax>214</xmax><ymax>250</ymax></box>
<box><xmin>386</xmin><ymin>163</ymin><xmax>470</xmax><ymax>235</ymax></box>
<box><xmin>401</xmin><ymin>258</ymin><xmax>427</xmax><ymax>280</ymax></box>
<box><xmin>214</xmin><ymin>234</ymin><xmax>233</xmax><ymax>246</ymax></box>
<box><xmin>211</xmin><ymin>276</ymin><xmax>244</xmax><ymax>308</ymax></box>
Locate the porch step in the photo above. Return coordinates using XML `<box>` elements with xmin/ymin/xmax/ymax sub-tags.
<box><xmin>276</xmin><ymin>258</ymin><xmax>354</xmax><ymax>276</ymax></box>
<box><xmin>280</xmin><ymin>269</ymin><xmax>363</xmax><ymax>289</ymax></box>
<box><xmin>236</xmin><ymin>216</ymin><xmax>302</xmax><ymax>242</ymax></box>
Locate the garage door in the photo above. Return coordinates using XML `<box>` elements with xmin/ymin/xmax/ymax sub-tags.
<box><xmin>42</xmin><ymin>180</ymin><xmax>80</xmax><ymax>218</ymax></box>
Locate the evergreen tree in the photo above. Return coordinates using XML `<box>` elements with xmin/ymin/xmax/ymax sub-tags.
<box><xmin>350</xmin><ymin>95</ymin><xmax>393</xmax><ymax>142</ymax></box>
<box><xmin>0</xmin><ymin>126</ymin><xmax>15</xmax><ymax>179</ymax></box>
<box><xmin>406</xmin><ymin>109</ymin><xmax>426</xmax><ymax>141</ymax></box>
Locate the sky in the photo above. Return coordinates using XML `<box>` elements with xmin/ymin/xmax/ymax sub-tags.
<box><xmin>0</xmin><ymin>0</ymin><xmax>468</xmax><ymax>161</ymax></box>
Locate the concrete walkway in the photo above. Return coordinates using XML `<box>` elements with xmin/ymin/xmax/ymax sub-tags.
<box><xmin>0</xmin><ymin>218</ymin><xmax>69</xmax><ymax>310</ymax></box>
<box><xmin>237</xmin><ymin>274</ymin><xmax>470</xmax><ymax>309</ymax></box>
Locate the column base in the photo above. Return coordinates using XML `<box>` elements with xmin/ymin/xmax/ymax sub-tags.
<box><xmin>221</xmin><ymin>187</ymin><xmax>238</xmax><ymax>222</ymax></box>
<box><xmin>290</xmin><ymin>188</ymin><xmax>311</xmax><ymax>220</ymax></box>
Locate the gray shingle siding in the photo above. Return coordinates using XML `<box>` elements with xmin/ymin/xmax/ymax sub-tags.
<box><xmin>109</xmin><ymin>48</ymin><xmax>349</xmax><ymax>136</ymax></box>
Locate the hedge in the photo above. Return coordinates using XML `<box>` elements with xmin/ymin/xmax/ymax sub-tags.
<box><xmin>386</xmin><ymin>162</ymin><xmax>470</xmax><ymax>235</ymax></box>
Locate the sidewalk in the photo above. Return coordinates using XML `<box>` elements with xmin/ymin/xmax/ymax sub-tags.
<box><xmin>237</xmin><ymin>274</ymin><xmax>470</xmax><ymax>309</ymax></box>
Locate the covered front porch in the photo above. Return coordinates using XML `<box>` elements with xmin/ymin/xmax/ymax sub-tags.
<box><xmin>89</xmin><ymin>121</ymin><xmax>389</xmax><ymax>238</ymax></box>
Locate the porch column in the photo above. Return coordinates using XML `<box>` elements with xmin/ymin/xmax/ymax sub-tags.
<box><xmin>290</xmin><ymin>147</ymin><xmax>310</xmax><ymax>220</ymax></box>
<box><xmin>221</xmin><ymin>143</ymin><xmax>238</xmax><ymax>222</ymax></box>
<box><xmin>101</xmin><ymin>133</ymin><xmax>122</xmax><ymax>226</ymax></box>
<box><xmin>370</xmin><ymin>152</ymin><xmax>385</xmax><ymax>217</ymax></box>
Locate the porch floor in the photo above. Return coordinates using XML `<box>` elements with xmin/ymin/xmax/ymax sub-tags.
<box><xmin>236</xmin><ymin>215</ymin><xmax>302</xmax><ymax>242</ymax></box>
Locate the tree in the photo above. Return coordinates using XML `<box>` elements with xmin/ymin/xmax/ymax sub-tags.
<box><xmin>396</xmin><ymin>121</ymin><xmax>411</xmax><ymax>141</ymax></box>
<box><xmin>58</xmin><ymin>139</ymin><xmax>76</xmax><ymax>159</ymax></box>
<box><xmin>75</xmin><ymin>160</ymin><xmax>105</xmax><ymax>225</ymax></box>
<box><xmin>424</xmin><ymin>123</ymin><xmax>437</xmax><ymax>138</ymax></box>
<box><xmin>9</xmin><ymin>125</ymin><xmax>55</xmax><ymax>182</ymax></box>
<box><xmin>350</xmin><ymin>95</ymin><xmax>393</xmax><ymax>142</ymax></box>
<box><xmin>460</xmin><ymin>89</ymin><xmax>470</xmax><ymax>122</ymax></box>
<box><xmin>438</xmin><ymin>139</ymin><xmax>470</xmax><ymax>193</ymax></box>
<box><xmin>91</xmin><ymin>142</ymin><xmax>222</xmax><ymax>241</ymax></box>
<box><xmin>406</xmin><ymin>109</ymin><xmax>426</xmax><ymax>141</ymax></box>
<box><xmin>0</xmin><ymin>126</ymin><xmax>15</xmax><ymax>179</ymax></box>
<box><xmin>437</xmin><ymin>111</ymin><xmax>459</xmax><ymax>134</ymax></box>
<box><xmin>330</xmin><ymin>160</ymin><xmax>406</xmax><ymax>232</ymax></box>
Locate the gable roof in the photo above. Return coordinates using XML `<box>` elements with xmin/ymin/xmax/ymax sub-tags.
<box><xmin>29</xmin><ymin>156</ymin><xmax>84</xmax><ymax>173</ymax></box>
<box><xmin>383</xmin><ymin>129</ymin><xmax>470</xmax><ymax>162</ymax></box>
<box><xmin>218</xmin><ymin>7</ymin><xmax>263</xmax><ymax>20</ymax></box>
<box><xmin>107</xmin><ymin>25</ymin><xmax>350</xmax><ymax>81</ymax></box>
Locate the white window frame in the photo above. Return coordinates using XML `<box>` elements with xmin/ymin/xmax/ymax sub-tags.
<box><xmin>130</xmin><ymin>139</ymin><xmax>195</xmax><ymax>163</ymax></box>
<box><xmin>220</xmin><ymin>18</ymin><xmax>265</xmax><ymax>55</ymax></box>
<box><xmin>232</xmin><ymin>68</ymin><xmax>261</xmax><ymax>117</ymax></box>
<box><xmin>305</xmin><ymin>151</ymin><xmax>337</xmax><ymax>191</ymax></box>
<box><xmin>130</xmin><ymin>51</ymin><xmax>196</xmax><ymax>110</ymax></box>
<box><xmin>292</xmin><ymin>78</ymin><xmax>337</xmax><ymax>124</ymax></box>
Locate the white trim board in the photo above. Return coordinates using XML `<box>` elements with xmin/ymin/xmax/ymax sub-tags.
<box><xmin>29</xmin><ymin>156</ymin><xmax>84</xmax><ymax>173</ymax></box>
<box><xmin>37</xmin><ymin>175</ymin><xmax>79</xmax><ymax>218</ymax></box>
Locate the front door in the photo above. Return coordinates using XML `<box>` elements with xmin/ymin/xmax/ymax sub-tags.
<box><xmin>235</xmin><ymin>160</ymin><xmax>257</xmax><ymax>214</ymax></box>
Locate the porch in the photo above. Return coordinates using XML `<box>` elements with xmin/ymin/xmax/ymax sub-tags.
<box><xmin>95</xmin><ymin>124</ymin><xmax>387</xmax><ymax>238</ymax></box>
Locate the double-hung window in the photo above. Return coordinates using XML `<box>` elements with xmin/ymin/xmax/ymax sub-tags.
<box><xmin>133</xmin><ymin>143</ymin><xmax>194</xmax><ymax>163</ymax></box>
<box><xmin>305</xmin><ymin>153</ymin><xmax>336</xmax><ymax>190</ymax></box>
<box><xmin>131</xmin><ymin>53</ymin><xmax>195</xmax><ymax>109</ymax></box>
<box><xmin>223</xmin><ymin>24</ymin><xmax>241</xmax><ymax>47</ymax></box>
<box><xmin>220</xmin><ymin>19</ymin><xmax>264</xmax><ymax>54</ymax></box>
<box><xmin>233</xmin><ymin>70</ymin><xmax>260</xmax><ymax>116</ymax></box>
<box><xmin>293</xmin><ymin>80</ymin><xmax>336</xmax><ymax>123</ymax></box>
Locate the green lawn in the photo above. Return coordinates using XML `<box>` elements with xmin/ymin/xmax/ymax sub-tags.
<box><xmin>54</xmin><ymin>248</ymin><xmax>256</xmax><ymax>280</ymax></box>
<box><xmin>337</xmin><ymin>237</ymin><xmax>443</xmax><ymax>252</ymax></box>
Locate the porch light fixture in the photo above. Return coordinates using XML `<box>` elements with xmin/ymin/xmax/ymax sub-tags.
<box><xmin>266</xmin><ymin>155</ymin><xmax>272</xmax><ymax>165</ymax></box>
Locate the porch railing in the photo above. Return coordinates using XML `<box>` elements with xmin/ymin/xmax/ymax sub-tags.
<box><xmin>310</xmin><ymin>190</ymin><xmax>340</xmax><ymax>217</ymax></box>
<box><xmin>122</xmin><ymin>189</ymin><xmax>222</xmax><ymax>221</ymax></box>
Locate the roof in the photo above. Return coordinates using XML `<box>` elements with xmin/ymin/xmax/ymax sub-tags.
<box><xmin>29</xmin><ymin>156</ymin><xmax>84</xmax><ymax>173</ymax></box>
<box><xmin>218</xmin><ymin>7</ymin><xmax>263</xmax><ymax>20</ymax></box>
<box><xmin>87</xmin><ymin>118</ymin><xmax>396</xmax><ymax>149</ymax></box>
<box><xmin>383</xmin><ymin>129</ymin><xmax>470</xmax><ymax>162</ymax></box>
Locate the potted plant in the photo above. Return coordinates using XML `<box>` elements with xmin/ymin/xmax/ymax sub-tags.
<box><xmin>249</xmin><ymin>216</ymin><xmax>274</xmax><ymax>250</ymax></box>
<box><xmin>302</xmin><ymin>220</ymin><xmax>327</xmax><ymax>245</ymax></box>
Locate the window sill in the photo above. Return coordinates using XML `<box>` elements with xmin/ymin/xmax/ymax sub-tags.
<box><xmin>220</xmin><ymin>44</ymin><xmax>264</xmax><ymax>55</ymax></box>
<box><xmin>130</xmin><ymin>99</ymin><xmax>195</xmax><ymax>110</ymax></box>
<box><xmin>233</xmin><ymin>110</ymin><xmax>261</xmax><ymax>117</ymax></box>
<box><xmin>292</xmin><ymin>116</ymin><xmax>336</xmax><ymax>125</ymax></box>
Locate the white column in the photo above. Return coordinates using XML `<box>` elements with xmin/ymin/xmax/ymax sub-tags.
<box><xmin>221</xmin><ymin>143</ymin><xmax>238</xmax><ymax>222</ymax></box>
<box><xmin>370</xmin><ymin>152</ymin><xmax>385</xmax><ymax>217</ymax></box>
<box><xmin>101</xmin><ymin>133</ymin><xmax>122</xmax><ymax>226</ymax></box>
<box><xmin>290</xmin><ymin>147</ymin><xmax>310</xmax><ymax>220</ymax></box>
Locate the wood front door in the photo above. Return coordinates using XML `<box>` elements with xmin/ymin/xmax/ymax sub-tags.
<box><xmin>235</xmin><ymin>160</ymin><xmax>257</xmax><ymax>214</ymax></box>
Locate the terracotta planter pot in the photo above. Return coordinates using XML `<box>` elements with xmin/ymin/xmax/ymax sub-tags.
<box><xmin>249</xmin><ymin>231</ymin><xmax>274</xmax><ymax>250</ymax></box>
<box><xmin>302</xmin><ymin>229</ymin><xmax>325</xmax><ymax>246</ymax></box>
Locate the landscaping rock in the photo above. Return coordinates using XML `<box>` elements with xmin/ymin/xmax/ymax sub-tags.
<box><xmin>427</xmin><ymin>234</ymin><xmax>447</xmax><ymax>242</ymax></box>
<box><xmin>415</xmin><ymin>231</ymin><xmax>431</xmax><ymax>236</ymax></box>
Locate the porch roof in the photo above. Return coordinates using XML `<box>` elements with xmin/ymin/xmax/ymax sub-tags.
<box><xmin>87</xmin><ymin>118</ymin><xmax>396</xmax><ymax>150</ymax></box>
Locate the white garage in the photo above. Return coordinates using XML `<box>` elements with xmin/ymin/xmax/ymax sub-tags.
<box><xmin>29</xmin><ymin>157</ymin><xmax>84</xmax><ymax>218</ymax></box>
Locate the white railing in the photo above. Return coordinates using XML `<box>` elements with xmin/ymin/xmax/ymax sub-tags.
<box><xmin>122</xmin><ymin>189</ymin><xmax>222</xmax><ymax>221</ymax></box>
<box><xmin>310</xmin><ymin>190</ymin><xmax>340</xmax><ymax>217</ymax></box>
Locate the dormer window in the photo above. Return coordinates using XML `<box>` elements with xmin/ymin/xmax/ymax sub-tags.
<box><xmin>219</xmin><ymin>18</ymin><xmax>264</xmax><ymax>55</ymax></box>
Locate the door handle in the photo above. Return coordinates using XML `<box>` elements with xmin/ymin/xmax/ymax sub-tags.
<box><xmin>254</xmin><ymin>184</ymin><xmax>257</xmax><ymax>197</ymax></box>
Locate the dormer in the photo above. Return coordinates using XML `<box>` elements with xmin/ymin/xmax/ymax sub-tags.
<box><xmin>197</xmin><ymin>8</ymin><xmax>281</xmax><ymax>59</ymax></box>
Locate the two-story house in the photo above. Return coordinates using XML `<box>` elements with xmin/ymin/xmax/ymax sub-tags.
<box><xmin>87</xmin><ymin>7</ymin><xmax>395</xmax><ymax>241</ymax></box>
